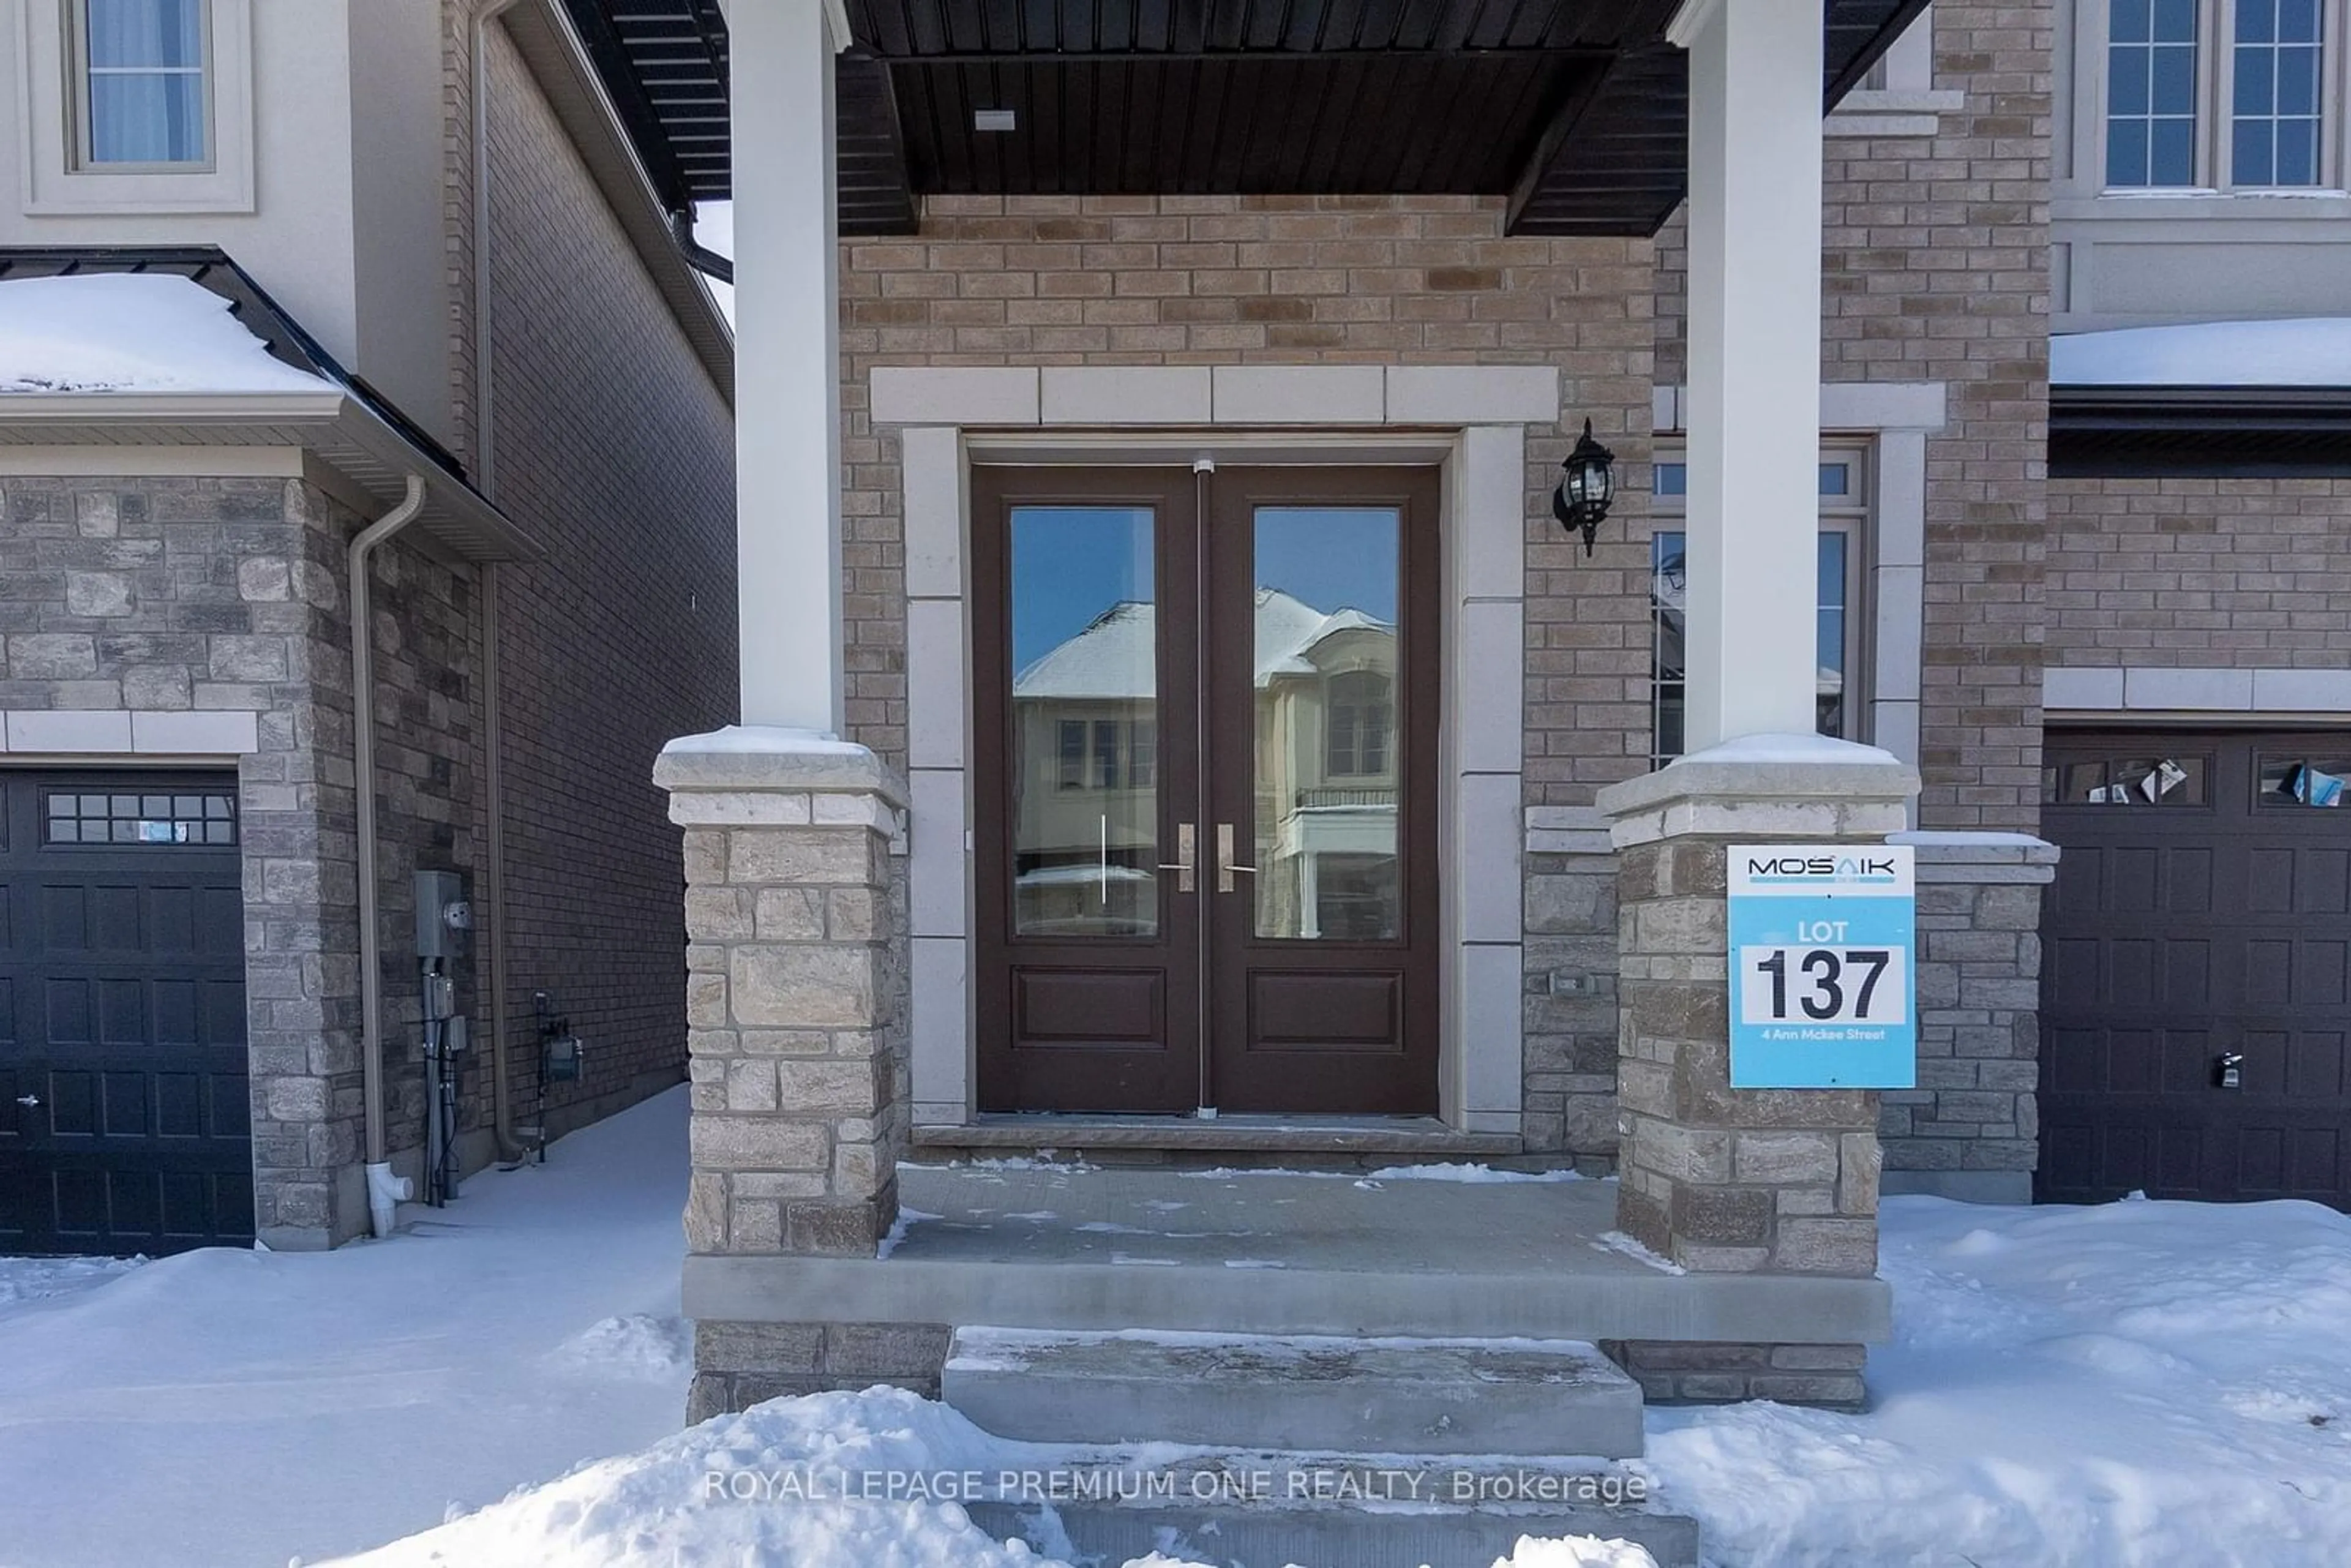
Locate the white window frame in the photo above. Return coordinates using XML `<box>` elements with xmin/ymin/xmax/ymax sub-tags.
<box><xmin>2086</xmin><ymin>0</ymin><xmax>2348</xmax><ymax>195</ymax></box>
<box><xmin>1648</xmin><ymin>445</ymin><xmax>1874</xmax><ymax>768</ymax></box>
<box><xmin>16</xmin><ymin>0</ymin><xmax>254</xmax><ymax>213</ymax></box>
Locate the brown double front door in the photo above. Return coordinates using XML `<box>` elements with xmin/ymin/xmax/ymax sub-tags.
<box><xmin>972</xmin><ymin>464</ymin><xmax>1441</xmax><ymax>1116</ymax></box>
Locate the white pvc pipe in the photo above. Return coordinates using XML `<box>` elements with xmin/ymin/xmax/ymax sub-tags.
<box><xmin>351</xmin><ymin>475</ymin><xmax>427</xmax><ymax>1236</ymax></box>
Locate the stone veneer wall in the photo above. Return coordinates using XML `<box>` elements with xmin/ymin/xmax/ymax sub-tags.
<box><xmin>1883</xmin><ymin>837</ymin><xmax>2058</xmax><ymax>1202</ymax></box>
<box><xmin>0</xmin><ymin>474</ymin><xmax>484</xmax><ymax>1247</ymax></box>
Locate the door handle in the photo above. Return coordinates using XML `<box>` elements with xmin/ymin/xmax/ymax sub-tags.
<box><xmin>13</xmin><ymin>1095</ymin><xmax>37</xmax><ymax>1108</ymax></box>
<box><xmin>1215</xmin><ymin>823</ymin><xmax>1258</xmax><ymax>893</ymax></box>
<box><xmin>1154</xmin><ymin>822</ymin><xmax>1196</xmax><ymax>894</ymax></box>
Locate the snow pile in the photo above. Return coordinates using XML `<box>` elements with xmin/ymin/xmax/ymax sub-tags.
<box><xmin>0</xmin><ymin>1253</ymin><xmax>144</xmax><ymax>1306</ymax></box>
<box><xmin>1645</xmin><ymin>1194</ymin><xmax>2351</xmax><ymax>1566</ymax></box>
<box><xmin>336</xmin><ymin>1385</ymin><xmax>1657</xmax><ymax>1568</ymax></box>
<box><xmin>545</xmin><ymin>1313</ymin><xmax>692</xmax><ymax>1381</ymax></box>
<box><xmin>0</xmin><ymin>272</ymin><xmax>334</xmax><ymax>395</ymax></box>
<box><xmin>2052</xmin><ymin>317</ymin><xmax>2351</xmax><ymax>388</ymax></box>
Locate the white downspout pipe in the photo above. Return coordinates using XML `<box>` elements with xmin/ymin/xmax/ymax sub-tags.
<box><xmin>355</xmin><ymin>475</ymin><xmax>427</xmax><ymax>1239</ymax></box>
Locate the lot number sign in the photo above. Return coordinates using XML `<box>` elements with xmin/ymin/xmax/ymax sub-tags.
<box><xmin>1728</xmin><ymin>843</ymin><xmax>1917</xmax><ymax>1089</ymax></box>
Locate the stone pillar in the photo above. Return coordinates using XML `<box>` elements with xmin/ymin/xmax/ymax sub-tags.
<box><xmin>654</xmin><ymin>728</ymin><xmax>937</xmax><ymax>1420</ymax></box>
<box><xmin>1595</xmin><ymin>743</ymin><xmax>1919</xmax><ymax>1408</ymax></box>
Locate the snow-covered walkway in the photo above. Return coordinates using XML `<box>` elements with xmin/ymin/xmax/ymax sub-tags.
<box><xmin>0</xmin><ymin>1089</ymin><xmax>693</xmax><ymax>1568</ymax></box>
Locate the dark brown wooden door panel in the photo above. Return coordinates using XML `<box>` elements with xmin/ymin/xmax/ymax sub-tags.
<box><xmin>972</xmin><ymin>463</ymin><xmax>1441</xmax><ymax>1117</ymax></box>
<box><xmin>2041</xmin><ymin>729</ymin><xmax>2351</xmax><ymax>1209</ymax></box>
<box><xmin>1204</xmin><ymin>467</ymin><xmax>1441</xmax><ymax>1115</ymax></box>
<box><xmin>972</xmin><ymin>467</ymin><xmax>1203</xmax><ymax>1112</ymax></box>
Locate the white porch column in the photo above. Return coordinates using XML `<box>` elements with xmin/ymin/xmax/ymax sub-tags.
<box><xmin>727</xmin><ymin>0</ymin><xmax>846</xmax><ymax>733</ymax></box>
<box><xmin>1670</xmin><ymin>0</ymin><xmax>1826</xmax><ymax>751</ymax></box>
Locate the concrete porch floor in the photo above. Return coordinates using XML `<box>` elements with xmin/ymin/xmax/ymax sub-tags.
<box><xmin>683</xmin><ymin>1163</ymin><xmax>1891</xmax><ymax>1346</ymax></box>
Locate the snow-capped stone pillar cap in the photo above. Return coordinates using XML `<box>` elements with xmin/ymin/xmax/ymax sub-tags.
<box><xmin>653</xmin><ymin>726</ymin><xmax>909</xmax><ymax>809</ymax></box>
<box><xmin>1597</xmin><ymin>733</ymin><xmax>1921</xmax><ymax>849</ymax></box>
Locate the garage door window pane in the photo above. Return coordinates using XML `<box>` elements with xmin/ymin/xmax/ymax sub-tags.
<box><xmin>2261</xmin><ymin>757</ymin><xmax>2351</xmax><ymax>807</ymax></box>
<box><xmin>2048</xmin><ymin>755</ymin><xmax>2207</xmax><ymax>806</ymax></box>
<box><xmin>45</xmin><ymin>789</ymin><xmax>238</xmax><ymax>846</ymax></box>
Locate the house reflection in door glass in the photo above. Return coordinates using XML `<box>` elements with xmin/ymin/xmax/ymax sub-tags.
<box><xmin>1253</xmin><ymin>508</ymin><xmax>1402</xmax><ymax>942</ymax></box>
<box><xmin>1008</xmin><ymin>506</ymin><xmax>1160</xmax><ymax>937</ymax></box>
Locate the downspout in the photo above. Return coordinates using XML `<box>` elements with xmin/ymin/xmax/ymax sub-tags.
<box><xmin>355</xmin><ymin>474</ymin><xmax>428</xmax><ymax>1239</ymax></box>
<box><xmin>474</xmin><ymin>0</ymin><xmax>531</xmax><ymax>1168</ymax></box>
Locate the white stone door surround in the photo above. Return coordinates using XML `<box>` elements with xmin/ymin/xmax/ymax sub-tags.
<box><xmin>875</xmin><ymin>363</ymin><xmax>1558</xmax><ymax>1136</ymax></box>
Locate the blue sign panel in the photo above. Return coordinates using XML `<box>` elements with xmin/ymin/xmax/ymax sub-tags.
<box><xmin>1728</xmin><ymin>843</ymin><xmax>1917</xmax><ymax>1089</ymax></box>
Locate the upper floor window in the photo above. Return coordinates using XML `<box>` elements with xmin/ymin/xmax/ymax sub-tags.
<box><xmin>2104</xmin><ymin>0</ymin><xmax>2338</xmax><ymax>189</ymax></box>
<box><xmin>1324</xmin><ymin>671</ymin><xmax>1392</xmax><ymax>779</ymax></box>
<box><xmin>2233</xmin><ymin>0</ymin><xmax>2326</xmax><ymax>185</ymax></box>
<box><xmin>72</xmin><ymin>0</ymin><xmax>211</xmax><ymax>169</ymax></box>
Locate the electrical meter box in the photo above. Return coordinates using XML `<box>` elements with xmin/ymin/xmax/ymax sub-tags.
<box><xmin>414</xmin><ymin>870</ymin><xmax>472</xmax><ymax>960</ymax></box>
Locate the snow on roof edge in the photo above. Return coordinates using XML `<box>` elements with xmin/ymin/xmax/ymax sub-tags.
<box><xmin>2052</xmin><ymin>317</ymin><xmax>2351</xmax><ymax>391</ymax></box>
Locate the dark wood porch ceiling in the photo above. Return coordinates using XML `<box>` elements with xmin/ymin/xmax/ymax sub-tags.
<box><xmin>572</xmin><ymin>0</ymin><xmax>1930</xmax><ymax>239</ymax></box>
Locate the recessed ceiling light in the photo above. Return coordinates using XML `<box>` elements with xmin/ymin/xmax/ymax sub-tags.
<box><xmin>973</xmin><ymin>108</ymin><xmax>1016</xmax><ymax>132</ymax></box>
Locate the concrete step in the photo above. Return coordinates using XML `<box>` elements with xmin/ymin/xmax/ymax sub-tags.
<box><xmin>944</xmin><ymin>1327</ymin><xmax>1648</xmax><ymax>1459</ymax></box>
<box><xmin>970</xmin><ymin>1495</ymin><xmax>1700</xmax><ymax>1568</ymax></box>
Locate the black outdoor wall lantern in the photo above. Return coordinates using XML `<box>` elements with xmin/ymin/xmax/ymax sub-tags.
<box><xmin>1551</xmin><ymin>418</ymin><xmax>1618</xmax><ymax>556</ymax></box>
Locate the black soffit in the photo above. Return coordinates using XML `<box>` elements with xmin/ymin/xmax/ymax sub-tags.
<box><xmin>572</xmin><ymin>0</ymin><xmax>1930</xmax><ymax>239</ymax></box>
<box><xmin>2052</xmin><ymin>385</ymin><xmax>2351</xmax><ymax>477</ymax></box>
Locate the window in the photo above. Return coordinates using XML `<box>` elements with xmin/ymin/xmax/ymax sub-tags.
<box><xmin>1324</xmin><ymin>670</ymin><xmax>1392</xmax><ymax>779</ymax></box>
<box><xmin>72</xmin><ymin>0</ymin><xmax>211</xmax><ymax>168</ymax></box>
<box><xmin>1649</xmin><ymin>449</ymin><xmax>1869</xmax><ymax>767</ymax></box>
<box><xmin>1057</xmin><ymin>719</ymin><xmax>1086</xmax><ymax>789</ymax></box>
<box><xmin>2108</xmin><ymin>0</ymin><xmax>2202</xmax><ymax>185</ymax></box>
<box><xmin>18</xmin><ymin>0</ymin><xmax>250</xmax><ymax>213</ymax></box>
<box><xmin>2102</xmin><ymin>0</ymin><xmax>2340</xmax><ymax>190</ymax></box>
<box><xmin>2233</xmin><ymin>0</ymin><xmax>2327</xmax><ymax>185</ymax></box>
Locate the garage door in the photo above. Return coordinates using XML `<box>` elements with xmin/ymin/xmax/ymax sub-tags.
<box><xmin>0</xmin><ymin>771</ymin><xmax>251</xmax><ymax>1255</ymax></box>
<box><xmin>2041</xmin><ymin>730</ymin><xmax>2351</xmax><ymax>1207</ymax></box>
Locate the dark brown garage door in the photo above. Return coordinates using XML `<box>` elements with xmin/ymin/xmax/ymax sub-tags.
<box><xmin>2041</xmin><ymin>730</ymin><xmax>2351</xmax><ymax>1207</ymax></box>
<box><xmin>0</xmin><ymin>770</ymin><xmax>251</xmax><ymax>1255</ymax></box>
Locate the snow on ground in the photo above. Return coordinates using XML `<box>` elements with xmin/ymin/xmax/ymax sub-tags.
<box><xmin>2051</xmin><ymin>316</ymin><xmax>2351</xmax><ymax>387</ymax></box>
<box><xmin>1646</xmin><ymin>1193</ymin><xmax>2351</xmax><ymax>1567</ymax></box>
<box><xmin>339</xmin><ymin>1384</ymin><xmax>1657</xmax><ymax>1568</ymax></box>
<box><xmin>0</xmin><ymin>1088</ymin><xmax>693</xmax><ymax>1568</ymax></box>
<box><xmin>12</xmin><ymin>1094</ymin><xmax>2351</xmax><ymax>1568</ymax></box>
<box><xmin>0</xmin><ymin>272</ymin><xmax>335</xmax><ymax>394</ymax></box>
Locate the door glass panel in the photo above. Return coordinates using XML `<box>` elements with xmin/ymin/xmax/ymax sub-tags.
<box><xmin>1251</xmin><ymin>507</ymin><xmax>1401</xmax><ymax>941</ymax></box>
<box><xmin>1008</xmin><ymin>506</ymin><xmax>1159</xmax><ymax>937</ymax></box>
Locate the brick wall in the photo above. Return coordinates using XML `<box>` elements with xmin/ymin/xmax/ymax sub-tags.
<box><xmin>477</xmin><ymin>20</ymin><xmax>737</xmax><ymax>1138</ymax></box>
<box><xmin>839</xmin><ymin>194</ymin><xmax>1657</xmax><ymax>806</ymax></box>
<box><xmin>838</xmin><ymin>195</ymin><xmax>1654</xmax><ymax>1157</ymax></box>
<box><xmin>2047</xmin><ymin>477</ymin><xmax>2351</xmax><ymax>667</ymax></box>
<box><xmin>1659</xmin><ymin>0</ymin><xmax>2055</xmax><ymax>832</ymax></box>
